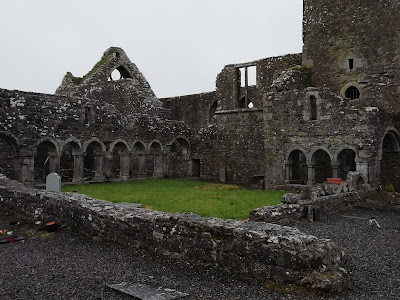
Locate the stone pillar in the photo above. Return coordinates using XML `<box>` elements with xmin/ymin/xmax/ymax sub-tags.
<box><xmin>137</xmin><ymin>154</ymin><xmax>146</xmax><ymax>176</ymax></box>
<box><xmin>94</xmin><ymin>153</ymin><xmax>105</xmax><ymax>181</ymax></box>
<box><xmin>154</xmin><ymin>154</ymin><xmax>164</xmax><ymax>178</ymax></box>
<box><xmin>48</xmin><ymin>151</ymin><xmax>59</xmax><ymax>174</ymax></box>
<box><xmin>307</xmin><ymin>164</ymin><xmax>316</xmax><ymax>185</ymax></box>
<box><xmin>119</xmin><ymin>154</ymin><xmax>130</xmax><ymax>180</ymax></box>
<box><xmin>285</xmin><ymin>163</ymin><xmax>292</xmax><ymax>183</ymax></box>
<box><xmin>72</xmin><ymin>154</ymin><xmax>84</xmax><ymax>183</ymax></box>
<box><xmin>331</xmin><ymin>163</ymin><xmax>339</xmax><ymax>178</ymax></box>
<box><xmin>20</xmin><ymin>156</ymin><xmax>34</xmax><ymax>183</ymax></box>
<box><xmin>356</xmin><ymin>162</ymin><xmax>369</xmax><ymax>182</ymax></box>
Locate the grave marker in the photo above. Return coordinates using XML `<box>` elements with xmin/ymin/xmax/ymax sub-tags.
<box><xmin>46</xmin><ymin>173</ymin><xmax>61</xmax><ymax>192</ymax></box>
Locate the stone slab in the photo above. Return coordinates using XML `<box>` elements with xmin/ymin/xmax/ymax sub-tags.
<box><xmin>46</xmin><ymin>173</ymin><xmax>61</xmax><ymax>192</ymax></box>
<box><xmin>107</xmin><ymin>283</ymin><xmax>188</xmax><ymax>300</ymax></box>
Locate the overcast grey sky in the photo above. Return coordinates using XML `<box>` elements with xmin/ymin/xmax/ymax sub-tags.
<box><xmin>0</xmin><ymin>1</ymin><xmax>303</xmax><ymax>98</ymax></box>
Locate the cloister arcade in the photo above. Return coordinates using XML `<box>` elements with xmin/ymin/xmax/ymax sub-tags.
<box><xmin>0</xmin><ymin>134</ymin><xmax>195</xmax><ymax>185</ymax></box>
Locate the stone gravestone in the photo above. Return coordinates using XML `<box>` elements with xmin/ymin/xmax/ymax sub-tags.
<box><xmin>46</xmin><ymin>173</ymin><xmax>61</xmax><ymax>192</ymax></box>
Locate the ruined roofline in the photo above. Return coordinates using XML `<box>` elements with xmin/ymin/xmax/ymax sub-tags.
<box><xmin>63</xmin><ymin>46</ymin><xmax>124</xmax><ymax>85</ymax></box>
<box><xmin>225</xmin><ymin>53</ymin><xmax>302</xmax><ymax>68</ymax></box>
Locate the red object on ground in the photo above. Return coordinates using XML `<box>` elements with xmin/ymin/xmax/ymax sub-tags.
<box><xmin>8</xmin><ymin>237</ymin><xmax>14</xmax><ymax>243</ymax></box>
<box><xmin>46</xmin><ymin>221</ymin><xmax>56</xmax><ymax>226</ymax></box>
<box><xmin>327</xmin><ymin>178</ymin><xmax>342</xmax><ymax>185</ymax></box>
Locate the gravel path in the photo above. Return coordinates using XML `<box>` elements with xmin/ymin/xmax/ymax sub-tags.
<box><xmin>0</xmin><ymin>204</ymin><xmax>399</xmax><ymax>300</ymax></box>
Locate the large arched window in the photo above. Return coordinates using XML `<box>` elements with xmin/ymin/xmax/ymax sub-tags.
<box><xmin>345</xmin><ymin>86</ymin><xmax>360</xmax><ymax>100</ymax></box>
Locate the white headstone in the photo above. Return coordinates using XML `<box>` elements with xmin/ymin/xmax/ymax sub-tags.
<box><xmin>46</xmin><ymin>173</ymin><xmax>61</xmax><ymax>192</ymax></box>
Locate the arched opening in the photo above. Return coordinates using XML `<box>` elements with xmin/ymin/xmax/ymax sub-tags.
<box><xmin>313</xmin><ymin>149</ymin><xmax>332</xmax><ymax>183</ymax></box>
<box><xmin>170</xmin><ymin>138</ymin><xmax>191</xmax><ymax>177</ymax></box>
<box><xmin>108</xmin><ymin>66</ymin><xmax>133</xmax><ymax>81</ymax></box>
<box><xmin>380</xmin><ymin>131</ymin><xmax>400</xmax><ymax>190</ymax></box>
<box><xmin>0</xmin><ymin>135</ymin><xmax>18</xmax><ymax>180</ymax></box>
<box><xmin>148</xmin><ymin>142</ymin><xmax>163</xmax><ymax>177</ymax></box>
<box><xmin>337</xmin><ymin>149</ymin><xmax>356</xmax><ymax>180</ymax></box>
<box><xmin>84</xmin><ymin>142</ymin><xmax>104</xmax><ymax>181</ymax></box>
<box><xmin>132</xmin><ymin>142</ymin><xmax>146</xmax><ymax>177</ymax></box>
<box><xmin>345</xmin><ymin>86</ymin><xmax>360</xmax><ymax>100</ymax></box>
<box><xmin>109</xmin><ymin>142</ymin><xmax>129</xmax><ymax>180</ymax></box>
<box><xmin>288</xmin><ymin>150</ymin><xmax>307</xmax><ymax>184</ymax></box>
<box><xmin>310</xmin><ymin>96</ymin><xmax>317</xmax><ymax>120</ymax></box>
<box><xmin>35</xmin><ymin>141</ymin><xmax>57</xmax><ymax>182</ymax></box>
<box><xmin>60</xmin><ymin>141</ymin><xmax>81</xmax><ymax>182</ymax></box>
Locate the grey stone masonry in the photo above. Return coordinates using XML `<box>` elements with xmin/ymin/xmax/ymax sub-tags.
<box><xmin>0</xmin><ymin>175</ymin><xmax>346</xmax><ymax>293</ymax></box>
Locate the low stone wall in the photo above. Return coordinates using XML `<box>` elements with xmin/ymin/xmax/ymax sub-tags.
<box><xmin>0</xmin><ymin>176</ymin><xmax>346</xmax><ymax>293</ymax></box>
<box><xmin>250</xmin><ymin>177</ymin><xmax>368</xmax><ymax>225</ymax></box>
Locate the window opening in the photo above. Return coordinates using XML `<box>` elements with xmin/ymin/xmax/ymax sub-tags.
<box><xmin>348</xmin><ymin>59</ymin><xmax>354</xmax><ymax>70</ymax></box>
<box><xmin>310</xmin><ymin>96</ymin><xmax>317</xmax><ymax>120</ymax></box>
<box><xmin>237</xmin><ymin>65</ymin><xmax>257</xmax><ymax>109</ymax></box>
<box><xmin>345</xmin><ymin>86</ymin><xmax>360</xmax><ymax>100</ymax></box>
<box><xmin>108</xmin><ymin>66</ymin><xmax>133</xmax><ymax>81</ymax></box>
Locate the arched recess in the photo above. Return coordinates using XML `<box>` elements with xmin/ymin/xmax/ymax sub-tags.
<box><xmin>380</xmin><ymin>130</ymin><xmax>400</xmax><ymax>190</ymax></box>
<box><xmin>170</xmin><ymin>137</ymin><xmax>191</xmax><ymax>177</ymax></box>
<box><xmin>336</xmin><ymin>149</ymin><xmax>356</xmax><ymax>180</ymax></box>
<box><xmin>131</xmin><ymin>141</ymin><xmax>147</xmax><ymax>177</ymax></box>
<box><xmin>34</xmin><ymin>140</ymin><xmax>59</xmax><ymax>182</ymax></box>
<box><xmin>60</xmin><ymin>140</ymin><xmax>82</xmax><ymax>183</ymax></box>
<box><xmin>108</xmin><ymin>140</ymin><xmax>130</xmax><ymax>180</ymax></box>
<box><xmin>84</xmin><ymin>140</ymin><xmax>105</xmax><ymax>181</ymax></box>
<box><xmin>147</xmin><ymin>141</ymin><xmax>163</xmax><ymax>177</ymax></box>
<box><xmin>108</xmin><ymin>65</ymin><xmax>133</xmax><ymax>81</ymax></box>
<box><xmin>286</xmin><ymin>149</ymin><xmax>307</xmax><ymax>184</ymax></box>
<box><xmin>0</xmin><ymin>133</ymin><xmax>19</xmax><ymax>180</ymax></box>
<box><xmin>310</xmin><ymin>148</ymin><xmax>333</xmax><ymax>184</ymax></box>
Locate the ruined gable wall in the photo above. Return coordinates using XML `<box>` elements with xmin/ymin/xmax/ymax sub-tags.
<box><xmin>303</xmin><ymin>0</ymin><xmax>400</xmax><ymax>111</ymax></box>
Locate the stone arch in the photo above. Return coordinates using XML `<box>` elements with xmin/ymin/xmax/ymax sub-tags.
<box><xmin>340</xmin><ymin>82</ymin><xmax>362</xmax><ymax>100</ymax></box>
<box><xmin>379</xmin><ymin>128</ymin><xmax>400</xmax><ymax>190</ymax></box>
<box><xmin>309</xmin><ymin>147</ymin><xmax>333</xmax><ymax>184</ymax></box>
<box><xmin>286</xmin><ymin>148</ymin><xmax>307</xmax><ymax>184</ymax></box>
<box><xmin>83</xmin><ymin>139</ymin><xmax>105</xmax><ymax>181</ymax></box>
<box><xmin>82</xmin><ymin>138</ymin><xmax>106</xmax><ymax>154</ymax></box>
<box><xmin>131</xmin><ymin>141</ymin><xmax>147</xmax><ymax>176</ymax></box>
<box><xmin>108</xmin><ymin>65</ymin><xmax>133</xmax><ymax>81</ymax></box>
<box><xmin>34</xmin><ymin>139</ymin><xmax>59</xmax><ymax>182</ymax></box>
<box><xmin>148</xmin><ymin>141</ymin><xmax>163</xmax><ymax>177</ymax></box>
<box><xmin>334</xmin><ymin>146</ymin><xmax>358</xmax><ymax>180</ymax></box>
<box><xmin>170</xmin><ymin>137</ymin><xmax>192</xmax><ymax>177</ymax></box>
<box><xmin>107</xmin><ymin>139</ymin><xmax>130</xmax><ymax>180</ymax></box>
<box><xmin>60</xmin><ymin>139</ymin><xmax>82</xmax><ymax>183</ymax></box>
<box><xmin>0</xmin><ymin>132</ymin><xmax>20</xmax><ymax>180</ymax></box>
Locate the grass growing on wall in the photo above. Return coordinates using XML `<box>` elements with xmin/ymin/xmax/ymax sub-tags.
<box><xmin>62</xmin><ymin>179</ymin><xmax>286</xmax><ymax>220</ymax></box>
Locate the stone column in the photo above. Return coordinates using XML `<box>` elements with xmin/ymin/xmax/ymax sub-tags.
<box><xmin>285</xmin><ymin>163</ymin><xmax>292</xmax><ymax>184</ymax></box>
<box><xmin>72</xmin><ymin>154</ymin><xmax>84</xmax><ymax>183</ymax></box>
<box><xmin>20</xmin><ymin>156</ymin><xmax>34</xmax><ymax>183</ymax></box>
<box><xmin>48</xmin><ymin>151</ymin><xmax>59</xmax><ymax>174</ymax></box>
<box><xmin>119</xmin><ymin>154</ymin><xmax>130</xmax><ymax>180</ymax></box>
<box><xmin>307</xmin><ymin>164</ymin><xmax>316</xmax><ymax>185</ymax></box>
<box><xmin>137</xmin><ymin>154</ymin><xmax>146</xmax><ymax>176</ymax></box>
<box><xmin>356</xmin><ymin>162</ymin><xmax>369</xmax><ymax>182</ymax></box>
<box><xmin>331</xmin><ymin>163</ymin><xmax>339</xmax><ymax>178</ymax></box>
<box><xmin>94</xmin><ymin>153</ymin><xmax>105</xmax><ymax>181</ymax></box>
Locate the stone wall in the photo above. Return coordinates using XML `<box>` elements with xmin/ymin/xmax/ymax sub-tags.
<box><xmin>303</xmin><ymin>0</ymin><xmax>400</xmax><ymax>112</ymax></box>
<box><xmin>0</xmin><ymin>175</ymin><xmax>346</xmax><ymax>292</ymax></box>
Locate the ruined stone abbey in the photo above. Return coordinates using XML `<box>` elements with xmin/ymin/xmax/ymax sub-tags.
<box><xmin>0</xmin><ymin>0</ymin><xmax>399</xmax><ymax>190</ymax></box>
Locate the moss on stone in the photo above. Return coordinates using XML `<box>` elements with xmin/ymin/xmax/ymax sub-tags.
<box><xmin>65</xmin><ymin>49</ymin><xmax>117</xmax><ymax>85</ymax></box>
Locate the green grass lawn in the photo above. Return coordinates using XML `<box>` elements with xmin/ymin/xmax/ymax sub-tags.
<box><xmin>62</xmin><ymin>179</ymin><xmax>286</xmax><ymax>220</ymax></box>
